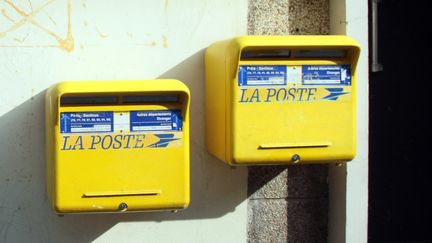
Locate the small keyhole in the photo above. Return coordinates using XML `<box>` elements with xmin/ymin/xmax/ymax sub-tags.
<box><xmin>118</xmin><ymin>202</ymin><xmax>128</xmax><ymax>212</ymax></box>
<box><xmin>292</xmin><ymin>154</ymin><xmax>301</xmax><ymax>163</ymax></box>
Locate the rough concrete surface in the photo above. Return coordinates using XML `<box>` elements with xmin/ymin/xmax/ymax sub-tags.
<box><xmin>247</xmin><ymin>196</ymin><xmax>328</xmax><ymax>243</ymax></box>
<box><xmin>287</xmin><ymin>199</ymin><xmax>328</xmax><ymax>243</ymax></box>
<box><xmin>248</xmin><ymin>0</ymin><xmax>289</xmax><ymax>35</ymax></box>
<box><xmin>247</xmin><ymin>0</ymin><xmax>330</xmax><ymax>242</ymax></box>
<box><xmin>288</xmin><ymin>0</ymin><xmax>330</xmax><ymax>35</ymax></box>
<box><xmin>248</xmin><ymin>166</ymin><xmax>288</xmax><ymax>199</ymax></box>
<box><xmin>248</xmin><ymin>165</ymin><xmax>329</xmax><ymax>199</ymax></box>
<box><xmin>248</xmin><ymin>199</ymin><xmax>288</xmax><ymax>243</ymax></box>
<box><xmin>248</xmin><ymin>165</ymin><xmax>329</xmax><ymax>242</ymax></box>
<box><xmin>287</xmin><ymin>164</ymin><xmax>329</xmax><ymax>198</ymax></box>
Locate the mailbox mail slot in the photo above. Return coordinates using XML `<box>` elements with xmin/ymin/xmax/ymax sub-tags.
<box><xmin>205</xmin><ymin>36</ymin><xmax>360</xmax><ymax>165</ymax></box>
<box><xmin>45</xmin><ymin>80</ymin><xmax>190</xmax><ymax>213</ymax></box>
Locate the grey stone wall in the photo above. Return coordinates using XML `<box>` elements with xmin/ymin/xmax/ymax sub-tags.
<box><xmin>247</xmin><ymin>0</ymin><xmax>330</xmax><ymax>242</ymax></box>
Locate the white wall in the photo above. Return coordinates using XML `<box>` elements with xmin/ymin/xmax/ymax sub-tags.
<box><xmin>328</xmin><ymin>0</ymin><xmax>369</xmax><ymax>242</ymax></box>
<box><xmin>0</xmin><ymin>0</ymin><xmax>248</xmax><ymax>242</ymax></box>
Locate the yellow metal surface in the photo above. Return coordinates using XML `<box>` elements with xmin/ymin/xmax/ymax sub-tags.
<box><xmin>45</xmin><ymin>80</ymin><xmax>190</xmax><ymax>213</ymax></box>
<box><xmin>205</xmin><ymin>35</ymin><xmax>360</xmax><ymax>165</ymax></box>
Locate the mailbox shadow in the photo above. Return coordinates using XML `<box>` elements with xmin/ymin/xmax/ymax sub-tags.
<box><xmin>0</xmin><ymin>49</ymin><xmax>248</xmax><ymax>242</ymax></box>
<box><xmin>155</xmin><ymin>48</ymin><xmax>249</xmax><ymax>219</ymax></box>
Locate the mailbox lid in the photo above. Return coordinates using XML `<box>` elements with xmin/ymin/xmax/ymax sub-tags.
<box><xmin>231</xmin><ymin>35</ymin><xmax>360</xmax><ymax>53</ymax></box>
<box><xmin>50</xmin><ymin>79</ymin><xmax>190</xmax><ymax>97</ymax></box>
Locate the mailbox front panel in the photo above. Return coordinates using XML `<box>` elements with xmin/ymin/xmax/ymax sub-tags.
<box><xmin>232</xmin><ymin>59</ymin><xmax>355</xmax><ymax>164</ymax></box>
<box><xmin>46</xmin><ymin>81</ymin><xmax>190</xmax><ymax>213</ymax></box>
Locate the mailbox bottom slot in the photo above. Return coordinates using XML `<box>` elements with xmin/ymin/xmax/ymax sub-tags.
<box><xmin>259</xmin><ymin>142</ymin><xmax>332</xmax><ymax>149</ymax></box>
<box><xmin>82</xmin><ymin>190</ymin><xmax>162</xmax><ymax>198</ymax></box>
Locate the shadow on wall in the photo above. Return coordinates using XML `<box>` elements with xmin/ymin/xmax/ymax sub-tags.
<box><xmin>0</xmin><ymin>49</ymin><xmax>248</xmax><ymax>242</ymax></box>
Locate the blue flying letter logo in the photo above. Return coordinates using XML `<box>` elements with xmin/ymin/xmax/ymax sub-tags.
<box><xmin>322</xmin><ymin>88</ymin><xmax>349</xmax><ymax>101</ymax></box>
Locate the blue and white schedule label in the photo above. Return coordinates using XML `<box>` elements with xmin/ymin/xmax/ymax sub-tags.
<box><xmin>302</xmin><ymin>65</ymin><xmax>351</xmax><ymax>85</ymax></box>
<box><xmin>238</xmin><ymin>65</ymin><xmax>352</xmax><ymax>86</ymax></box>
<box><xmin>238</xmin><ymin>65</ymin><xmax>287</xmax><ymax>86</ymax></box>
<box><xmin>60</xmin><ymin>110</ymin><xmax>182</xmax><ymax>134</ymax></box>
<box><xmin>130</xmin><ymin>110</ymin><xmax>182</xmax><ymax>132</ymax></box>
<box><xmin>60</xmin><ymin>112</ymin><xmax>113</xmax><ymax>133</ymax></box>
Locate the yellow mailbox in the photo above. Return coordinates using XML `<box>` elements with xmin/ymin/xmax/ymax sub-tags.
<box><xmin>205</xmin><ymin>36</ymin><xmax>360</xmax><ymax>165</ymax></box>
<box><xmin>45</xmin><ymin>80</ymin><xmax>190</xmax><ymax>213</ymax></box>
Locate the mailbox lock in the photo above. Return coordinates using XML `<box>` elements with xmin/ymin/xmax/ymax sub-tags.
<box><xmin>118</xmin><ymin>202</ymin><xmax>128</xmax><ymax>212</ymax></box>
<box><xmin>292</xmin><ymin>154</ymin><xmax>301</xmax><ymax>163</ymax></box>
